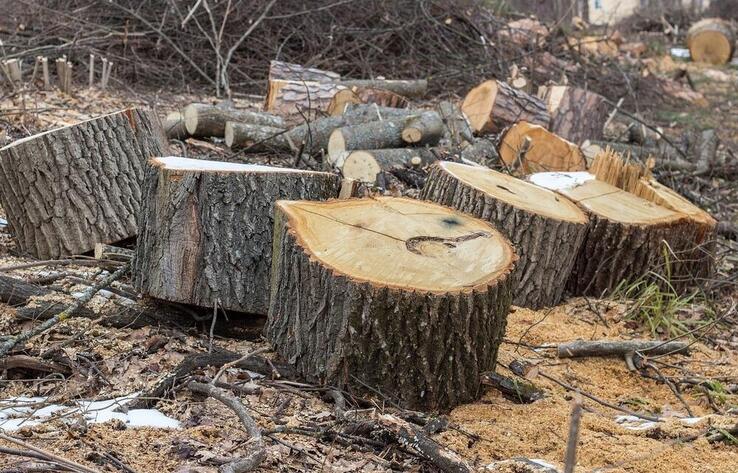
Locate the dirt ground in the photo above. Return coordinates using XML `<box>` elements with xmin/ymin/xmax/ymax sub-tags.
<box><xmin>0</xmin><ymin>56</ymin><xmax>737</xmax><ymax>472</ymax></box>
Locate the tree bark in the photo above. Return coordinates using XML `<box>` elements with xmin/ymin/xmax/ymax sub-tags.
<box><xmin>337</xmin><ymin>79</ymin><xmax>427</xmax><ymax>98</ymax></box>
<box><xmin>163</xmin><ymin>111</ymin><xmax>188</xmax><ymax>140</ymax></box>
<box><xmin>224</xmin><ymin>122</ymin><xmax>286</xmax><ymax>150</ymax></box>
<box><xmin>0</xmin><ymin>108</ymin><xmax>167</xmax><ymax>259</ymax></box>
<box><xmin>687</xmin><ymin>18</ymin><xmax>735</xmax><ymax>65</ymax></box>
<box><xmin>421</xmin><ymin>161</ymin><xmax>588</xmax><ymax>308</ymax></box>
<box><xmin>266</xmin><ymin>197</ymin><xmax>515</xmax><ymax>411</ymax></box>
<box><xmin>341</xmin><ymin>148</ymin><xmax>438</xmax><ymax>184</ymax></box>
<box><xmin>133</xmin><ymin>157</ymin><xmax>340</xmax><ymax>315</ymax></box>
<box><xmin>557</xmin><ymin>340</ymin><xmax>690</xmax><ymax>358</ymax></box>
<box><xmin>268</xmin><ymin>60</ymin><xmax>341</xmax><ymax>82</ymax></box>
<box><xmin>264</xmin><ymin>80</ymin><xmax>347</xmax><ymax>123</ymax></box>
<box><xmin>437</xmin><ymin>101</ymin><xmax>474</xmax><ymax>147</ymax></box>
<box><xmin>461</xmin><ymin>80</ymin><xmax>550</xmax><ymax>135</ymax></box>
<box><xmin>538</xmin><ymin>85</ymin><xmax>608</xmax><ymax>144</ymax></box>
<box><xmin>184</xmin><ymin>103</ymin><xmax>284</xmax><ymax>138</ymax></box>
<box><xmin>327</xmin><ymin>88</ymin><xmax>410</xmax><ymax>116</ymax></box>
<box><xmin>498</xmin><ymin>121</ymin><xmax>585</xmax><ymax>174</ymax></box>
<box><xmin>401</xmin><ymin>111</ymin><xmax>444</xmax><ymax>145</ymax></box>
<box><xmin>94</xmin><ymin>243</ymin><xmax>133</xmax><ymax>262</ymax></box>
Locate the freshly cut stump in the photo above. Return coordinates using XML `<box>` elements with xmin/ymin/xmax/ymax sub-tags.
<box><xmin>266</xmin><ymin>197</ymin><xmax>516</xmax><ymax>411</ymax></box>
<box><xmin>0</xmin><ymin>109</ymin><xmax>166</xmax><ymax>259</ymax></box>
<box><xmin>530</xmin><ymin>172</ymin><xmax>688</xmax><ymax>297</ymax></box>
<box><xmin>687</xmin><ymin>18</ymin><xmax>735</xmax><ymax>65</ymax></box>
<box><xmin>421</xmin><ymin>161</ymin><xmax>588</xmax><ymax>308</ymax></box>
<box><xmin>134</xmin><ymin>157</ymin><xmax>340</xmax><ymax>315</ymax></box>
<box><xmin>461</xmin><ymin>79</ymin><xmax>549</xmax><ymax>135</ymax></box>
<box><xmin>499</xmin><ymin>121</ymin><xmax>585</xmax><ymax>174</ymax></box>
<box><xmin>538</xmin><ymin>85</ymin><xmax>608</xmax><ymax>144</ymax></box>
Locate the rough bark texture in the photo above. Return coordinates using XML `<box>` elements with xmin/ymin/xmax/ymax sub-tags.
<box><xmin>265</xmin><ymin>80</ymin><xmax>347</xmax><ymax>123</ymax></box>
<box><xmin>420</xmin><ymin>163</ymin><xmax>588</xmax><ymax>308</ymax></box>
<box><xmin>462</xmin><ymin>80</ymin><xmax>550</xmax><ymax>135</ymax></box>
<box><xmin>268</xmin><ymin>60</ymin><xmax>341</xmax><ymax>82</ymax></box>
<box><xmin>538</xmin><ymin>85</ymin><xmax>608</xmax><ymax>144</ymax></box>
<box><xmin>225</xmin><ymin>122</ymin><xmax>286</xmax><ymax>150</ymax></box>
<box><xmin>163</xmin><ymin>111</ymin><xmax>188</xmax><ymax>140</ymax></box>
<box><xmin>134</xmin><ymin>159</ymin><xmax>340</xmax><ymax>314</ymax></box>
<box><xmin>0</xmin><ymin>108</ymin><xmax>167</xmax><ymax>259</ymax></box>
<box><xmin>184</xmin><ymin>103</ymin><xmax>284</xmax><ymax>138</ymax></box>
<box><xmin>266</xmin><ymin>199</ymin><xmax>514</xmax><ymax>411</ymax></box>
<box><xmin>437</xmin><ymin>101</ymin><xmax>474</xmax><ymax>147</ymax></box>
<box><xmin>337</xmin><ymin>79</ymin><xmax>427</xmax><ymax>98</ymax></box>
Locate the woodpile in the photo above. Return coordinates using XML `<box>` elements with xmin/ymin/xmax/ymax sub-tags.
<box><xmin>133</xmin><ymin>157</ymin><xmax>340</xmax><ymax>314</ymax></box>
<box><xmin>265</xmin><ymin>197</ymin><xmax>516</xmax><ymax>410</ymax></box>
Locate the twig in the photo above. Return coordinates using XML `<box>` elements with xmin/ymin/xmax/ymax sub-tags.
<box><xmin>0</xmin><ymin>433</ymin><xmax>102</xmax><ymax>473</ymax></box>
<box><xmin>563</xmin><ymin>395</ymin><xmax>582</xmax><ymax>473</ymax></box>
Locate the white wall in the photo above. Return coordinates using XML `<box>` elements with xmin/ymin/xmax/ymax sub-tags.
<box><xmin>588</xmin><ymin>0</ymin><xmax>711</xmax><ymax>24</ymax></box>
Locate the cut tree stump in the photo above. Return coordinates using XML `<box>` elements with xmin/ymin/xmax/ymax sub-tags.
<box><xmin>327</xmin><ymin>88</ymin><xmax>409</xmax><ymax>116</ymax></box>
<box><xmin>529</xmin><ymin>172</ymin><xmax>688</xmax><ymax>296</ymax></box>
<box><xmin>421</xmin><ymin>161</ymin><xmax>588</xmax><ymax>308</ymax></box>
<box><xmin>687</xmin><ymin>18</ymin><xmax>735</xmax><ymax>65</ymax></box>
<box><xmin>342</xmin><ymin>148</ymin><xmax>438</xmax><ymax>184</ymax></box>
<box><xmin>498</xmin><ymin>121</ymin><xmax>585</xmax><ymax>174</ymax></box>
<box><xmin>133</xmin><ymin>157</ymin><xmax>340</xmax><ymax>315</ymax></box>
<box><xmin>184</xmin><ymin>103</ymin><xmax>284</xmax><ymax>138</ymax></box>
<box><xmin>266</xmin><ymin>197</ymin><xmax>516</xmax><ymax>411</ymax></box>
<box><xmin>538</xmin><ymin>85</ymin><xmax>608</xmax><ymax>144</ymax></box>
<box><xmin>461</xmin><ymin>80</ymin><xmax>550</xmax><ymax>135</ymax></box>
<box><xmin>0</xmin><ymin>109</ymin><xmax>167</xmax><ymax>259</ymax></box>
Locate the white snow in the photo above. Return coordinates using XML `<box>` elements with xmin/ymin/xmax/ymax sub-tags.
<box><xmin>528</xmin><ymin>172</ymin><xmax>595</xmax><ymax>191</ymax></box>
<box><xmin>0</xmin><ymin>394</ymin><xmax>180</xmax><ymax>431</ymax></box>
<box><xmin>615</xmin><ymin>414</ymin><xmax>705</xmax><ymax>431</ymax></box>
<box><xmin>670</xmin><ymin>47</ymin><xmax>691</xmax><ymax>59</ymax></box>
<box><xmin>153</xmin><ymin>156</ymin><xmax>308</xmax><ymax>173</ymax></box>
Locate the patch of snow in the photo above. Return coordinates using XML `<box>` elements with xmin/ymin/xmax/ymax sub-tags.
<box><xmin>528</xmin><ymin>172</ymin><xmax>594</xmax><ymax>191</ymax></box>
<box><xmin>153</xmin><ymin>156</ymin><xmax>309</xmax><ymax>173</ymax></box>
<box><xmin>0</xmin><ymin>394</ymin><xmax>180</xmax><ymax>431</ymax></box>
<box><xmin>615</xmin><ymin>414</ymin><xmax>704</xmax><ymax>431</ymax></box>
<box><xmin>670</xmin><ymin>47</ymin><xmax>691</xmax><ymax>59</ymax></box>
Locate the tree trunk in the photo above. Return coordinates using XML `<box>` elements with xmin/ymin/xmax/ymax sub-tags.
<box><xmin>163</xmin><ymin>111</ymin><xmax>188</xmax><ymax>140</ymax></box>
<box><xmin>529</xmin><ymin>173</ymin><xmax>689</xmax><ymax>296</ymax></box>
<box><xmin>687</xmin><ymin>18</ymin><xmax>735</xmax><ymax>65</ymax></box>
<box><xmin>266</xmin><ymin>197</ymin><xmax>516</xmax><ymax>411</ymax></box>
<box><xmin>461</xmin><ymin>80</ymin><xmax>550</xmax><ymax>135</ymax></box>
<box><xmin>327</xmin><ymin>88</ymin><xmax>410</xmax><ymax>116</ymax></box>
<box><xmin>421</xmin><ymin>161</ymin><xmax>588</xmax><ymax>308</ymax></box>
<box><xmin>133</xmin><ymin>157</ymin><xmax>340</xmax><ymax>315</ymax></box>
<box><xmin>401</xmin><ymin>111</ymin><xmax>444</xmax><ymax>145</ymax></box>
<box><xmin>498</xmin><ymin>121</ymin><xmax>585</xmax><ymax>174</ymax></box>
<box><xmin>268</xmin><ymin>60</ymin><xmax>341</xmax><ymax>82</ymax></box>
<box><xmin>0</xmin><ymin>108</ymin><xmax>167</xmax><ymax>259</ymax></box>
<box><xmin>341</xmin><ymin>148</ymin><xmax>438</xmax><ymax>184</ymax></box>
<box><xmin>538</xmin><ymin>85</ymin><xmax>608</xmax><ymax>144</ymax></box>
<box><xmin>184</xmin><ymin>103</ymin><xmax>284</xmax><ymax>138</ymax></box>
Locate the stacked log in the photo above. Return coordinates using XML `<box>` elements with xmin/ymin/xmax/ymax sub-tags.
<box><xmin>133</xmin><ymin>157</ymin><xmax>340</xmax><ymax>314</ymax></box>
<box><xmin>266</xmin><ymin>197</ymin><xmax>516</xmax><ymax>410</ymax></box>
<box><xmin>0</xmin><ymin>109</ymin><xmax>167</xmax><ymax>259</ymax></box>
<box><xmin>421</xmin><ymin>161</ymin><xmax>588</xmax><ymax>308</ymax></box>
<box><xmin>461</xmin><ymin>79</ymin><xmax>550</xmax><ymax>134</ymax></box>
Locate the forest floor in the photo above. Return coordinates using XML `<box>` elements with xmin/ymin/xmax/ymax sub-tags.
<box><xmin>0</xmin><ymin>56</ymin><xmax>737</xmax><ymax>472</ymax></box>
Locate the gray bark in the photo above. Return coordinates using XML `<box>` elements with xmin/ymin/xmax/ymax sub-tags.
<box><xmin>225</xmin><ymin>122</ymin><xmax>287</xmax><ymax>150</ymax></box>
<box><xmin>0</xmin><ymin>108</ymin><xmax>167</xmax><ymax>259</ymax></box>
<box><xmin>540</xmin><ymin>86</ymin><xmax>608</xmax><ymax>144</ymax></box>
<box><xmin>337</xmin><ymin>79</ymin><xmax>427</xmax><ymax>98</ymax></box>
<box><xmin>133</xmin><ymin>161</ymin><xmax>340</xmax><ymax>314</ymax></box>
<box><xmin>163</xmin><ymin>111</ymin><xmax>188</xmax><ymax>140</ymax></box>
<box><xmin>557</xmin><ymin>340</ymin><xmax>690</xmax><ymax>358</ymax></box>
<box><xmin>402</xmin><ymin>111</ymin><xmax>444</xmax><ymax>145</ymax></box>
<box><xmin>268</xmin><ymin>60</ymin><xmax>341</xmax><ymax>82</ymax></box>
<box><xmin>184</xmin><ymin>103</ymin><xmax>284</xmax><ymax>138</ymax></box>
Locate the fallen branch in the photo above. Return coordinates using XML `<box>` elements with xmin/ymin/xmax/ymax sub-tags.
<box><xmin>557</xmin><ymin>340</ymin><xmax>691</xmax><ymax>359</ymax></box>
<box><xmin>0</xmin><ymin>433</ymin><xmax>101</xmax><ymax>473</ymax></box>
<box><xmin>481</xmin><ymin>371</ymin><xmax>545</xmax><ymax>403</ymax></box>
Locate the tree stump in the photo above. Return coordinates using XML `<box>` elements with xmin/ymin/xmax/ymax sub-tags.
<box><xmin>183</xmin><ymin>103</ymin><xmax>284</xmax><ymax>138</ymax></box>
<box><xmin>266</xmin><ymin>197</ymin><xmax>516</xmax><ymax>411</ymax></box>
<box><xmin>134</xmin><ymin>157</ymin><xmax>340</xmax><ymax>315</ymax></box>
<box><xmin>687</xmin><ymin>18</ymin><xmax>735</xmax><ymax>65</ymax></box>
<box><xmin>529</xmin><ymin>172</ymin><xmax>688</xmax><ymax>297</ymax></box>
<box><xmin>461</xmin><ymin>80</ymin><xmax>550</xmax><ymax>135</ymax></box>
<box><xmin>421</xmin><ymin>161</ymin><xmax>588</xmax><ymax>308</ymax></box>
<box><xmin>498</xmin><ymin>121</ymin><xmax>585</xmax><ymax>174</ymax></box>
<box><xmin>538</xmin><ymin>85</ymin><xmax>608</xmax><ymax>144</ymax></box>
<box><xmin>0</xmin><ymin>109</ymin><xmax>167</xmax><ymax>259</ymax></box>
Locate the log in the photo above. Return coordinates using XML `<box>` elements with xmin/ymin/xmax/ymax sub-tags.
<box><xmin>163</xmin><ymin>111</ymin><xmax>188</xmax><ymax>140</ymax></box>
<box><xmin>557</xmin><ymin>340</ymin><xmax>690</xmax><ymax>359</ymax></box>
<box><xmin>529</xmin><ymin>172</ymin><xmax>688</xmax><ymax>296</ymax></box>
<box><xmin>437</xmin><ymin>101</ymin><xmax>474</xmax><ymax>147</ymax></box>
<box><xmin>401</xmin><ymin>111</ymin><xmax>444</xmax><ymax>145</ymax></box>
<box><xmin>326</xmin><ymin>87</ymin><xmax>410</xmax><ymax>116</ymax></box>
<box><xmin>337</xmin><ymin>79</ymin><xmax>427</xmax><ymax>98</ymax></box>
<box><xmin>0</xmin><ymin>109</ymin><xmax>167</xmax><ymax>259</ymax></box>
<box><xmin>538</xmin><ymin>85</ymin><xmax>608</xmax><ymax>144</ymax></box>
<box><xmin>264</xmin><ymin>79</ymin><xmax>347</xmax><ymax>121</ymax></box>
<box><xmin>0</xmin><ymin>274</ymin><xmax>50</xmax><ymax>306</ymax></box>
<box><xmin>94</xmin><ymin>243</ymin><xmax>133</xmax><ymax>262</ymax></box>
<box><xmin>224</xmin><ymin>122</ymin><xmax>286</xmax><ymax>150</ymax></box>
<box><xmin>461</xmin><ymin>80</ymin><xmax>550</xmax><ymax>135</ymax></box>
<box><xmin>133</xmin><ymin>157</ymin><xmax>340</xmax><ymax>314</ymax></box>
<box><xmin>459</xmin><ymin>138</ymin><xmax>499</xmax><ymax>166</ymax></box>
<box><xmin>341</xmin><ymin>148</ymin><xmax>438</xmax><ymax>184</ymax></box>
<box><xmin>183</xmin><ymin>103</ymin><xmax>284</xmax><ymax>138</ymax></box>
<box><xmin>266</xmin><ymin>197</ymin><xmax>516</xmax><ymax>410</ymax></box>
<box><xmin>687</xmin><ymin>18</ymin><xmax>735</xmax><ymax>65</ymax></box>
<box><xmin>268</xmin><ymin>60</ymin><xmax>341</xmax><ymax>82</ymax></box>
<box><xmin>421</xmin><ymin>161</ymin><xmax>588</xmax><ymax>308</ymax></box>
<box><xmin>481</xmin><ymin>371</ymin><xmax>545</xmax><ymax>403</ymax></box>
<box><xmin>498</xmin><ymin>121</ymin><xmax>585</xmax><ymax>174</ymax></box>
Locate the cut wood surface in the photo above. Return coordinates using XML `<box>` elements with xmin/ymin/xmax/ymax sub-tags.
<box><xmin>529</xmin><ymin>172</ymin><xmax>688</xmax><ymax>296</ymax></box>
<box><xmin>499</xmin><ymin>121</ymin><xmax>585</xmax><ymax>174</ymax></box>
<box><xmin>461</xmin><ymin>80</ymin><xmax>549</xmax><ymax>134</ymax></box>
<box><xmin>0</xmin><ymin>109</ymin><xmax>166</xmax><ymax>259</ymax></box>
<box><xmin>268</xmin><ymin>60</ymin><xmax>341</xmax><ymax>82</ymax></box>
<box><xmin>538</xmin><ymin>85</ymin><xmax>608</xmax><ymax>144</ymax></box>
<box><xmin>687</xmin><ymin>18</ymin><xmax>735</xmax><ymax>65</ymax></box>
<box><xmin>421</xmin><ymin>161</ymin><xmax>588</xmax><ymax>308</ymax></box>
<box><xmin>327</xmin><ymin>87</ymin><xmax>409</xmax><ymax>116</ymax></box>
<box><xmin>341</xmin><ymin>148</ymin><xmax>437</xmax><ymax>184</ymax></box>
<box><xmin>134</xmin><ymin>157</ymin><xmax>340</xmax><ymax>315</ymax></box>
<box><xmin>184</xmin><ymin>103</ymin><xmax>284</xmax><ymax>138</ymax></box>
<box><xmin>266</xmin><ymin>197</ymin><xmax>516</xmax><ymax>410</ymax></box>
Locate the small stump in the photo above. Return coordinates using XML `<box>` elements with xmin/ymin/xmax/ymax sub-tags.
<box><xmin>134</xmin><ymin>157</ymin><xmax>340</xmax><ymax>314</ymax></box>
<box><xmin>266</xmin><ymin>197</ymin><xmax>516</xmax><ymax>411</ymax></box>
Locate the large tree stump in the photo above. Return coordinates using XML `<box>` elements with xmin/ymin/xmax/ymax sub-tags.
<box><xmin>0</xmin><ymin>109</ymin><xmax>166</xmax><ymax>259</ymax></box>
<box><xmin>421</xmin><ymin>161</ymin><xmax>588</xmax><ymax>308</ymax></box>
<box><xmin>266</xmin><ymin>197</ymin><xmax>516</xmax><ymax>411</ymax></box>
<box><xmin>538</xmin><ymin>85</ymin><xmax>608</xmax><ymax>144</ymax></box>
<box><xmin>183</xmin><ymin>103</ymin><xmax>284</xmax><ymax>138</ymax></box>
<box><xmin>529</xmin><ymin>172</ymin><xmax>688</xmax><ymax>297</ymax></box>
<box><xmin>687</xmin><ymin>18</ymin><xmax>735</xmax><ymax>65</ymax></box>
<box><xmin>134</xmin><ymin>157</ymin><xmax>340</xmax><ymax>315</ymax></box>
<box><xmin>461</xmin><ymin>80</ymin><xmax>550</xmax><ymax>135</ymax></box>
<box><xmin>498</xmin><ymin>121</ymin><xmax>585</xmax><ymax>174</ymax></box>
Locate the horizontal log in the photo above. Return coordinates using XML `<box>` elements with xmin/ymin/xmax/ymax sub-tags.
<box><xmin>184</xmin><ymin>103</ymin><xmax>284</xmax><ymax>138</ymax></box>
<box><xmin>557</xmin><ymin>340</ymin><xmax>691</xmax><ymax>358</ymax></box>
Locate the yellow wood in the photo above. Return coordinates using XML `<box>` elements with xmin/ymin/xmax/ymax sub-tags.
<box><xmin>461</xmin><ymin>80</ymin><xmax>498</xmax><ymax>133</ymax></box>
<box><xmin>499</xmin><ymin>121</ymin><xmax>585</xmax><ymax>173</ymax></box>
